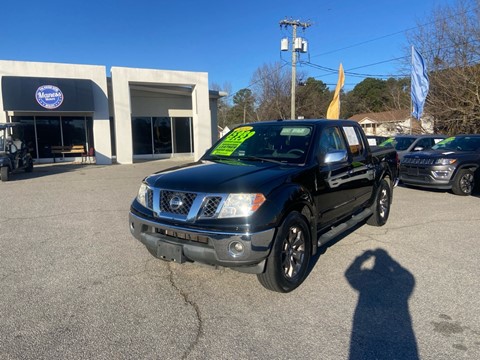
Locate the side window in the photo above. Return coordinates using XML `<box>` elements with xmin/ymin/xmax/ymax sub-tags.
<box><xmin>319</xmin><ymin>127</ymin><xmax>347</xmax><ymax>155</ymax></box>
<box><xmin>415</xmin><ymin>138</ymin><xmax>435</xmax><ymax>150</ymax></box>
<box><xmin>342</xmin><ymin>126</ymin><xmax>365</xmax><ymax>158</ymax></box>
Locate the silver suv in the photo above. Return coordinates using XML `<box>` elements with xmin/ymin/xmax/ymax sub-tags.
<box><xmin>379</xmin><ymin>134</ymin><xmax>446</xmax><ymax>160</ymax></box>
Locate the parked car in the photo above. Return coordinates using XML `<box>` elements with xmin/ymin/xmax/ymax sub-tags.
<box><xmin>366</xmin><ymin>135</ymin><xmax>389</xmax><ymax>147</ymax></box>
<box><xmin>129</xmin><ymin>119</ymin><xmax>398</xmax><ymax>293</ymax></box>
<box><xmin>399</xmin><ymin>134</ymin><xmax>480</xmax><ymax>195</ymax></box>
<box><xmin>378</xmin><ymin>134</ymin><xmax>446</xmax><ymax>160</ymax></box>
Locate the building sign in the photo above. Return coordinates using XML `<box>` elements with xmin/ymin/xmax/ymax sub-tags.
<box><xmin>35</xmin><ymin>85</ymin><xmax>64</xmax><ymax>109</ymax></box>
<box><xmin>2</xmin><ymin>76</ymin><xmax>94</xmax><ymax>112</ymax></box>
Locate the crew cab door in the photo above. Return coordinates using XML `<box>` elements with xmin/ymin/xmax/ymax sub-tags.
<box><xmin>341</xmin><ymin>125</ymin><xmax>375</xmax><ymax>210</ymax></box>
<box><xmin>314</xmin><ymin>125</ymin><xmax>356</xmax><ymax>226</ymax></box>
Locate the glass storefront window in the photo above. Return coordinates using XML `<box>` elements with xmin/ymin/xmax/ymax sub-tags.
<box><xmin>153</xmin><ymin>117</ymin><xmax>172</xmax><ymax>154</ymax></box>
<box><xmin>132</xmin><ymin>117</ymin><xmax>153</xmax><ymax>155</ymax></box>
<box><xmin>110</xmin><ymin>117</ymin><xmax>116</xmax><ymax>156</ymax></box>
<box><xmin>12</xmin><ymin>115</ymin><xmax>93</xmax><ymax>160</ymax></box>
<box><xmin>12</xmin><ymin>116</ymin><xmax>36</xmax><ymax>158</ymax></box>
<box><xmin>36</xmin><ymin>116</ymin><xmax>62</xmax><ymax>158</ymax></box>
<box><xmin>131</xmin><ymin>116</ymin><xmax>194</xmax><ymax>157</ymax></box>
<box><xmin>62</xmin><ymin>116</ymin><xmax>88</xmax><ymax>158</ymax></box>
<box><xmin>63</xmin><ymin>116</ymin><xmax>86</xmax><ymax>145</ymax></box>
<box><xmin>173</xmin><ymin>117</ymin><xmax>192</xmax><ymax>153</ymax></box>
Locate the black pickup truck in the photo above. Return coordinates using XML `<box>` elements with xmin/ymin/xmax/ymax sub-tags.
<box><xmin>129</xmin><ymin>119</ymin><xmax>398</xmax><ymax>292</ymax></box>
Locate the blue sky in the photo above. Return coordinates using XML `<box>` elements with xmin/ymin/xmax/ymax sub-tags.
<box><xmin>1</xmin><ymin>0</ymin><xmax>457</xmax><ymax>99</ymax></box>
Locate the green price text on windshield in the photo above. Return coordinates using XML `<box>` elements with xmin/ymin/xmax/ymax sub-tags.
<box><xmin>212</xmin><ymin>127</ymin><xmax>255</xmax><ymax>156</ymax></box>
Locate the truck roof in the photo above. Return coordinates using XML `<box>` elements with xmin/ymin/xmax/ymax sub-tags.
<box><xmin>240</xmin><ymin>119</ymin><xmax>360</xmax><ymax>127</ymax></box>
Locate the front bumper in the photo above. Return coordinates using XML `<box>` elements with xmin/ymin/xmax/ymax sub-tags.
<box><xmin>129</xmin><ymin>212</ymin><xmax>275</xmax><ymax>273</ymax></box>
<box><xmin>399</xmin><ymin>163</ymin><xmax>455</xmax><ymax>189</ymax></box>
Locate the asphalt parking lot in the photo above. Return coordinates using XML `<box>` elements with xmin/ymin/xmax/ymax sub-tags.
<box><xmin>1</xmin><ymin>160</ymin><xmax>479</xmax><ymax>360</ymax></box>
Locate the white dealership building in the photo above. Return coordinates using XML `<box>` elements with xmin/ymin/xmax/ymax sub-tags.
<box><xmin>0</xmin><ymin>60</ymin><xmax>224</xmax><ymax>165</ymax></box>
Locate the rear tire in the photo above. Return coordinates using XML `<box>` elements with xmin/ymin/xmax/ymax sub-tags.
<box><xmin>257</xmin><ymin>211</ymin><xmax>312</xmax><ymax>293</ymax></box>
<box><xmin>451</xmin><ymin>169</ymin><xmax>474</xmax><ymax>196</ymax></box>
<box><xmin>1</xmin><ymin>166</ymin><xmax>9</xmax><ymax>182</ymax></box>
<box><xmin>367</xmin><ymin>179</ymin><xmax>391</xmax><ymax>227</ymax></box>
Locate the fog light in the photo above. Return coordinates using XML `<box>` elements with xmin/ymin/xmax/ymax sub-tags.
<box><xmin>228</xmin><ymin>241</ymin><xmax>245</xmax><ymax>257</ymax></box>
<box><xmin>432</xmin><ymin>171</ymin><xmax>450</xmax><ymax>178</ymax></box>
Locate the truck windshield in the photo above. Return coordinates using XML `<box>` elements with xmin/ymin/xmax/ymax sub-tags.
<box><xmin>204</xmin><ymin>124</ymin><xmax>313</xmax><ymax>164</ymax></box>
<box><xmin>379</xmin><ymin>136</ymin><xmax>416</xmax><ymax>151</ymax></box>
<box><xmin>432</xmin><ymin>136</ymin><xmax>480</xmax><ymax>152</ymax></box>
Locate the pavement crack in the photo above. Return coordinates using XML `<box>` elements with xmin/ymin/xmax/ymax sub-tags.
<box><xmin>167</xmin><ymin>263</ymin><xmax>203</xmax><ymax>360</ymax></box>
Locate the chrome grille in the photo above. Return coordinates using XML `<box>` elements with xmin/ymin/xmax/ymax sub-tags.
<box><xmin>147</xmin><ymin>188</ymin><xmax>153</xmax><ymax>209</ymax></box>
<box><xmin>160</xmin><ymin>190</ymin><xmax>197</xmax><ymax>215</ymax></box>
<box><xmin>200</xmin><ymin>196</ymin><xmax>222</xmax><ymax>218</ymax></box>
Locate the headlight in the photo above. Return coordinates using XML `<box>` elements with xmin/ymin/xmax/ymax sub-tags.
<box><xmin>136</xmin><ymin>182</ymin><xmax>151</xmax><ymax>208</ymax></box>
<box><xmin>435</xmin><ymin>158</ymin><xmax>457</xmax><ymax>165</ymax></box>
<box><xmin>218</xmin><ymin>193</ymin><xmax>266</xmax><ymax>218</ymax></box>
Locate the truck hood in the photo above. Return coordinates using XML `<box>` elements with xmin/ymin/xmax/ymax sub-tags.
<box><xmin>145</xmin><ymin>159</ymin><xmax>300</xmax><ymax>194</ymax></box>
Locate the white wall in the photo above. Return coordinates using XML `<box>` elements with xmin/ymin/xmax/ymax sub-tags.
<box><xmin>111</xmin><ymin>67</ymin><xmax>211</xmax><ymax>164</ymax></box>
<box><xmin>0</xmin><ymin>60</ymin><xmax>112</xmax><ymax>165</ymax></box>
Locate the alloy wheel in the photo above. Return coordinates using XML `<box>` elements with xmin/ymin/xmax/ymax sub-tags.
<box><xmin>281</xmin><ymin>225</ymin><xmax>305</xmax><ymax>279</ymax></box>
<box><xmin>379</xmin><ymin>187</ymin><xmax>389</xmax><ymax>219</ymax></box>
<box><xmin>460</xmin><ymin>173</ymin><xmax>474</xmax><ymax>194</ymax></box>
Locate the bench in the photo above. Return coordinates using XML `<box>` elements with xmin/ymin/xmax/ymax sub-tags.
<box><xmin>51</xmin><ymin>145</ymin><xmax>85</xmax><ymax>163</ymax></box>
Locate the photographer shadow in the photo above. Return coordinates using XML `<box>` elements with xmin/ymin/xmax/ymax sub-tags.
<box><xmin>345</xmin><ymin>248</ymin><xmax>419</xmax><ymax>360</ymax></box>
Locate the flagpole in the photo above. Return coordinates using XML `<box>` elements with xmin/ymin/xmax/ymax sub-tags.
<box><xmin>410</xmin><ymin>45</ymin><xmax>413</xmax><ymax>135</ymax></box>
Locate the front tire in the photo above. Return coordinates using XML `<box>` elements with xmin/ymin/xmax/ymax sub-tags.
<box><xmin>25</xmin><ymin>157</ymin><xmax>33</xmax><ymax>173</ymax></box>
<box><xmin>1</xmin><ymin>166</ymin><xmax>9</xmax><ymax>182</ymax></box>
<box><xmin>452</xmin><ymin>169</ymin><xmax>474</xmax><ymax>196</ymax></box>
<box><xmin>367</xmin><ymin>179</ymin><xmax>391</xmax><ymax>227</ymax></box>
<box><xmin>257</xmin><ymin>211</ymin><xmax>312</xmax><ymax>293</ymax></box>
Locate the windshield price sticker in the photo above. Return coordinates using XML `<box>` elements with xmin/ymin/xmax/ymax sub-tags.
<box><xmin>280</xmin><ymin>127</ymin><xmax>311</xmax><ymax>136</ymax></box>
<box><xmin>343</xmin><ymin>126</ymin><xmax>360</xmax><ymax>145</ymax></box>
<box><xmin>212</xmin><ymin>127</ymin><xmax>255</xmax><ymax>156</ymax></box>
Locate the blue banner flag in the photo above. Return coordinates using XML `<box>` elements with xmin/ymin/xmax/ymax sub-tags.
<box><xmin>411</xmin><ymin>46</ymin><xmax>429</xmax><ymax>119</ymax></box>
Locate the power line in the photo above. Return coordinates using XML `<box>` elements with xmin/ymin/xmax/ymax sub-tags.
<box><xmin>300</xmin><ymin>56</ymin><xmax>410</xmax><ymax>79</ymax></box>
<box><xmin>224</xmin><ymin>3</ymin><xmax>479</xmax><ymax>100</ymax></box>
<box><xmin>309</xmin><ymin>3</ymin><xmax>477</xmax><ymax>59</ymax></box>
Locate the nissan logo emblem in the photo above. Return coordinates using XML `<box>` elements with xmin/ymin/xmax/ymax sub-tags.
<box><xmin>169</xmin><ymin>196</ymin><xmax>183</xmax><ymax>210</ymax></box>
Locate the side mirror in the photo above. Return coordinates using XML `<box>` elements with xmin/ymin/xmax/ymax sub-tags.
<box><xmin>413</xmin><ymin>146</ymin><xmax>424</xmax><ymax>151</ymax></box>
<box><xmin>323</xmin><ymin>149</ymin><xmax>348</xmax><ymax>164</ymax></box>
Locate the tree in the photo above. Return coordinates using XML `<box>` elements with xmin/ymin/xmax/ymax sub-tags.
<box><xmin>251</xmin><ymin>62</ymin><xmax>291</xmax><ymax>120</ymax></box>
<box><xmin>232</xmin><ymin>88</ymin><xmax>255</xmax><ymax>124</ymax></box>
<box><xmin>345</xmin><ymin>78</ymin><xmax>391</xmax><ymax>114</ymax></box>
<box><xmin>341</xmin><ymin>77</ymin><xmax>410</xmax><ymax>118</ymax></box>
<box><xmin>296</xmin><ymin>77</ymin><xmax>331</xmax><ymax>118</ymax></box>
<box><xmin>408</xmin><ymin>0</ymin><xmax>480</xmax><ymax>134</ymax></box>
<box><xmin>385</xmin><ymin>77</ymin><xmax>410</xmax><ymax>111</ymax></box>
<box><xmin>210</xmin><ymin>82</ymin><xmax>232</xmax><ymax>129</ymax></box>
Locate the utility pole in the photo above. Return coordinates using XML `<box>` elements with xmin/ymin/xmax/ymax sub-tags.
<box><xmin>280</xmin><ymin>18</ymin><xmax>311</xmax><ymax>120</ymax></box>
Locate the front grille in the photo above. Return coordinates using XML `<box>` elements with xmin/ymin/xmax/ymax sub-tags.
<box><xmin>200</xmin><ymin>196</ymin><xmax>222</xmax><ymax>218</ymax></box>
<box><xmin>160</xmin><ymin>190</ymin><xmax>197</xmax><ymax>215</ymax></box>
<box><xmin>403</xmin><ymin>158</ymin><xmax>435</xmax><ymax>165</ymax></box>
<box><xmin>147</xmin><ymin>188</ymin><xmax>153</xmax><ymax>209</ymax></box>
<box><xmin>155</xmin><ymin>228</ymin><xmax>209</xmax><ymax>244</ymax></box>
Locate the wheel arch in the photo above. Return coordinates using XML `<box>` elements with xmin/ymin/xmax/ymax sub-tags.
<box><xmin>453</xmin><ymin>164</ymin><xmax>478</xmax><ymax>175</ymax></box>
<box><xmin>270</xmin><ymin>185</ymin><xmax>317</xmax><ymax>256</ymax></box>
